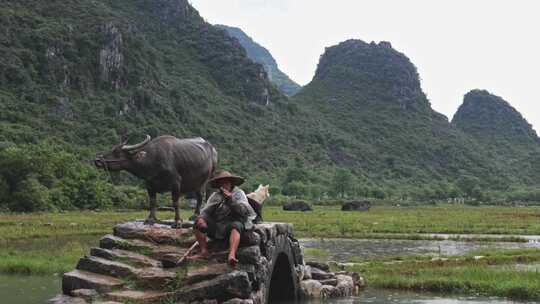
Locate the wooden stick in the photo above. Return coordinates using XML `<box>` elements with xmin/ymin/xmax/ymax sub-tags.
<box><xmin>176</xmin><ymin>241</ymin><xmax>199</xmax><ymax>266</ymax></box>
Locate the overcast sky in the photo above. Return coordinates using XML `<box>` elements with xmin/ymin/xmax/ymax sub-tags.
<box><xmin>189</xmin><ymin>0</ymin><xmax>540</xmax><ymax>131</ymax></box>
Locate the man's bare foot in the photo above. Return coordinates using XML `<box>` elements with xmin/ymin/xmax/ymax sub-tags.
<box><xmin>228</xmin><ymin>255</ymin><xmax>238</xmax><ymax>267</ymax></box>
<box><xmin>188</xmin><ymin>252</ymin><xmax>209</xmax><ymax>261</ymax></box>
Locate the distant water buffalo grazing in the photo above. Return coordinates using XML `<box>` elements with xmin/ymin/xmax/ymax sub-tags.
<box><xmin>341</xmin><ymin>200</ymin><xmax>371</xmax><ymax>211</ymax></box>
<box><xmin>95</xmin><ymin>135</ymin><xmax>218</xmax><ymax>227</ymax></box>
<box><xmin>283</xmin><ymin>200</ymin><xmax>313</xmax><ymax>211</ymax></box>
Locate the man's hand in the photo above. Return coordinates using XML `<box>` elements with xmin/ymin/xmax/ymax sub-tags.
<box><xmin>220</xmin><ymin>187</ymin><xmax>232</xmax><ymax>198</ymax></box>
<box><xmin>196</xmin><ymin>218</ymin><xmax>208</xmax><ymax>231</ymax></box>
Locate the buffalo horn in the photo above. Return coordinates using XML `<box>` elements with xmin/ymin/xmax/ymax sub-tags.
<box><xmin>121</xmin><ymin>135</ymin><xmax>151</xmax><ymax>151</ymax></box>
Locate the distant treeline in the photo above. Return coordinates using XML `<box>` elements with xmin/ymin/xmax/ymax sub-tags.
<box><xmin>1</xmin><ymin>143</ymin><xmax>539</xmax><ymax>213</ymax></box>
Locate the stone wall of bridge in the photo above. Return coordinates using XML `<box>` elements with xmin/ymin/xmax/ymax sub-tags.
<box><xmin>49</xmin><ymin>220</ymin><xmax>363</xmax><ymax>304</ymax></box>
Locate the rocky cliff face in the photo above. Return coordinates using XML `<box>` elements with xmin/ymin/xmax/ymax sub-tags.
<box><xmin>0</xmin><ymin>0</ymin><xmax>292</xmax><ymax>173</ymax></box>
<box><xmin>452</xmin><ymin>90</ymin><xmax>540</xmax><ymax>145</ymax></box>
<box><xmin>312</xmin><ymin>40</ymin><xmax>429</xmax><ymax>112</ymax></box>
<box><xmin>452</xmin><ymin>90</ymin><xmax>540</xmax><ymax>183</ymax></box>
<box><xmin>217</xmin><ymin>25</ymin><xmax>302</xmax><ymax>97</ymax></box>
<box><xmin>292</xmin><ymin>39</ymin><xmax>507</xmax><ymax>186</ymax></box>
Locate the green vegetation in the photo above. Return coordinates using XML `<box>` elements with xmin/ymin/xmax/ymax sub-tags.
<box><xmin>2</xmin><ymin>205</ymin><xmax>540</xmax><ymax>276</ymax></box>
<box><xmin>1</xmin><ymin>1</ymin><xmax>539</xmax><ymax>210</ymax></box>
<box><xmin>216</xmin><ymin>25</ymin><xmax>302</xmax><ymax>96</ymax></box>
<box><xmin>452</xmin><ymin>89</ymin><xmax>540</xmax><ymax>185</ymax></box>
<box><xmin>264</xmin><ymin>205</ymin><xmax>540</xmax><ymax>237</ymax></box>
<box><xmin>346</xmin><ymin>249</ymin><xmax>540</xmax><ymax>301</ymax></box>
<box><xmin>0</xmin><ymin>142</ymin><xmax>145</xmax><ymax>212</ymax></box>
<box><xmin>0</xmin><ymin>236</ymin><xmax>93</xmax><ymax>275</ymax></box>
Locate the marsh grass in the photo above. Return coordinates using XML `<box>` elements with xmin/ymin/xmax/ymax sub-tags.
<box><xmin>263</xmin><ymin>205</ymin><xmax>540</xmax><ymax>237</ymax></box>
<box><xmin>347</xmin><ymin>249</ymin><xmax>540</xmax><ymax>301</ymax></box>
<box><xmin>303</xmin><ymin>248</ymin><xmax>331</xmax><ymax>259</ymax></box>
<box><xmin>0</xmin><ymin>236</ymin><xmax>94</xmax><ymax>275</ymax></box>
<box><xmin>1</xmin><ymin>205</ymin><xmax>540</xmax><ymax>276</ymax></box>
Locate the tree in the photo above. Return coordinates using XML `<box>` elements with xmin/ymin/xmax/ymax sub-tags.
<box><xmin>331</xmin><ymin>168</ymin><xmax>354</xmax><ymax>198</ymax></box>
<box><xmin>282</xmin><ymin>181</ymin><xmax>309</xmax><ymax>197</ymax></box>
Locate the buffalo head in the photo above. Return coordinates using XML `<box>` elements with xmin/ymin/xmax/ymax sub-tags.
<box><xmin>95</xmin><ymin>135</ymin><xmax>151</xmax><ymax>171</ymax></box>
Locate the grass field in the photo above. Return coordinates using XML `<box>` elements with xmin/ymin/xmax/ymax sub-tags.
<box><xmin>2</xmin><ymin>205</ymin><xmax>540</xmax><ymax>241</ymax></box>
<box><xmin>1</xmin><ymin>205</ymin><xmax>540</xmax><ymax>300</ymax></box>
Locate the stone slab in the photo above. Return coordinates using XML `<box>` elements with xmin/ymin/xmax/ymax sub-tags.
<box><xmin>185</xmin><ymin>263</ymin><xmax>256</xmax><ymax>285</ymax></box>
<box><xmin>134</xmin><ymin>267</ymin><xmax>176</xmax><ymax>290</ymax></box>
<box><xmin>306</xmin><ymin>261</ymin><xmax>330</xmax><ymax>272</ymax></box>
<box><xmin>99</xmin><ymin>234</ymin><xmax>155</xmax><ymax>253</ymax></box>
<box><xmin>210</xmin><ymin>245</ymin><xmax>262</xmax><ymax>265</ymax></box>
<box><xmin>77</xmin><ymin>255</ymin><xmax>136</xmax><ymax>278</ymax></box>
<box><xmin>114</xmin><ymin>221</ymin><xmax>193</xmax><ymax>246</ymax></box>
<box><xmin>70</xmin><ymin>289</ymin><xmax>98</xmax><ymax>301</ymax></box>
<box><xmin>106</xmin><ymin>290</ymin><xmax>173</xmax><ymax>304</ymax></box>
<box><xmin>90</xmin><ymin>247</ymin><xmax>161</xmax><ymax>268</ymax></box>
<box><xmin>62</xmin><ymin>270</ymin><xmax>124</xmax><ymax>294</ymax></box>
<box><xmin>310</xmin><ymin>267</ymin><xmax>335</xmax><ymax>280</ymax></box>
<box><xmin>48</xmin><ymin>295</ymin><xmax>88</xmax><ymax>304</ymax></box>
<box><xmin>176</xmin><ymin>270</ymin><xmax>252</xmax><ymax>302</ymax></box>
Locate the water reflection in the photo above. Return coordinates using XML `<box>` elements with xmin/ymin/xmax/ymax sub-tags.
<box><xmin>0</xmin><ymin>274</ymin><xmax>59</xmax><ymax>304</ymax></box>
<box><xmin>298</xmin><ymin>288</ymin><xmax>534</xmax><ymax>304</ymax></box>
<box><xmin>300</xmin><ymin>238</ymin><xmax>540</xmax><ymax>261</ymax></box>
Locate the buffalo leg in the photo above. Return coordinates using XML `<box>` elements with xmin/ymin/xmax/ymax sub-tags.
<box><xmin>171</xmin><ymin>180</ymin><xmax>182</xmax><ymax>228</ymax></box>
<box><xmin>172</xmin><ymin>191</ymin><xmax>182</xmax><ymax>228</ymax></box>
<box><xmin>195</xmin><ymin>191</ymin><xmax>204</xmax><ymax>216</ymax></box>
<box><xmin>145</xmin><ymin>189</ymin><xmax>158</xmax><ymax>225</ymax></box>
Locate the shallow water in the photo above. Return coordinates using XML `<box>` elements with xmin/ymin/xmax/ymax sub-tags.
<box><xmin>2</xmin><ymin>237</ymin><xmax>540</xmax><ymax>303</ymax></box>
<box><xmin>299</xmin><ymin>288</ymin><xmax>535</xmax><ymax>303</ymax></box>
<box><xmin>299</xmin><ymin>238</ymin><xmax>540</xmax><ymax>261</ymax></box>
<box><xmin>0</xmin><ymin>274</ymin><xmax>60</xmax><ymax>304</ymax></box>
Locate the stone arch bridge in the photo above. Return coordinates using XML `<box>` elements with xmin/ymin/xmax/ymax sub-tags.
<box><xmin>50</xmin><ymin>221</ymin><xmax>361</xmax><ymax>304</ymax></box>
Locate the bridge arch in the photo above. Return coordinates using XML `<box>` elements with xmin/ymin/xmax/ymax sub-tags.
<box><xmin>266</xmin><ymin>234</ymin><xmax>300</xmax><ymax>303</ymax></box>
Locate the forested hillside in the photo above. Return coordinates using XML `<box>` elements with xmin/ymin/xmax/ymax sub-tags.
<box><xmin>1</xmin><ymin>1</ymin><xmax>539</xmax><ymax>212</ymax></box>
<box><xmin>216</xmin><ymin>25</ymin><xmax>302</xmax><ymax>96</ymax></box>
<box><xmin>291</xmin><ymin>40</ymin><xmax>540</xmax><ymax>199</ymax></box>
<box><xmin>452</xmin><ymin>90</ymin><xmax>540</xmax><ymax>184</ymax></box>
<box><xmin>0</xmin><ymin>0</ymin><xmax>310</xmax><ymax>173</ymax></box>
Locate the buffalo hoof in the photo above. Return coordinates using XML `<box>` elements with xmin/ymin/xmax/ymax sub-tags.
<box><xmin>144</xmin><ymin>218</ymin><xmax>158</xmax><ymax>226</ymax></box>
<box><xmin>170</xmin><ymin>220</ymin><xmax>183</xmax><ymax>229</ymax></box>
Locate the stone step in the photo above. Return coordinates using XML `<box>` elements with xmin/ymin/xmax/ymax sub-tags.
<box><xmin>210</xmin><ymin>245</ymin><xmax>262</xmax><ymax>265</ymax></box>
<box><xmin>114</xmin><ymin>221</ymin><xmax>195</xmax><ymax>246</ymax></box>
<box><xmin>100</xmin><ymin>234</ymin><xmax>156</xmax><ymax>254</ymax></box>
<box><xmin>48</xmin><ymin>294</ymin><xmax>88</xmax><ymax>304</ymax></box>
<box><xmin>90</xmin><ymin>247</ymin><xmax>162</xmax><ymax>268</ymax></box>
<box><xmin>76</xmin><ymin>255</ymin><xmax>176</xmax><ymax>290</ymax></box>
<box><xmin>77</xmin><ymin>255</ymin><xmax>136</xmax><ymax>278</ymax></box>
<box><xmin>175</xmin><ymin>270</ymin><xmax>252</xmax><ymax>302</ymax></box>
<box><xmin>62</xmin><ymin>270</ymin><xmax>124</xmax><ymax>294</ymax></box>
<box><xmin>99</xmin><ymin>234</ymin><xmax>190</xmax><ymax>263</ymax></box>
<box><xmin>70</xmin><ymin>289</ymin><xmax>98</xmax><ymax>302</ymax></box>
<box><xmin>134</xmin><ymin>267</ymin><xmax>177</xmax><ymax>290</ymax></box>
<box><xmin>151</xmin><ymin>245</ymin><xmax>189</xmax><ymax>262</ymax></box>
<box><xmin>106</xmin><ymin>290</ymin><xmax>174</xmax><ymax>304</ymax></box>
<box><xmin>160</xmin><ymin>219</ymin><xmax>194</xmax><ymax>228</ymax></box>
<box><xmin>185</xmin><ymin>263</ymin><xmax>232</xmax><ymax>284</ymax></box>
<box><xmin>185</xmin><ymin>263</ymin><xmax>256</xmax><ymax>285</ymax></box>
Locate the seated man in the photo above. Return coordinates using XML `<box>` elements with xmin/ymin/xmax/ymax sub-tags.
<box><xmin>190</xmin><ymin>171</ymin><xmax>257</xmax><ymax>266</ymax></box>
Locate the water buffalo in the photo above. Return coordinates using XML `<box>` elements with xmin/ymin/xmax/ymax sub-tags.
<box><xmin>95</xmin><ymin>135</ymin><xmax>218</xmax><ymax>227</ymax></box>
